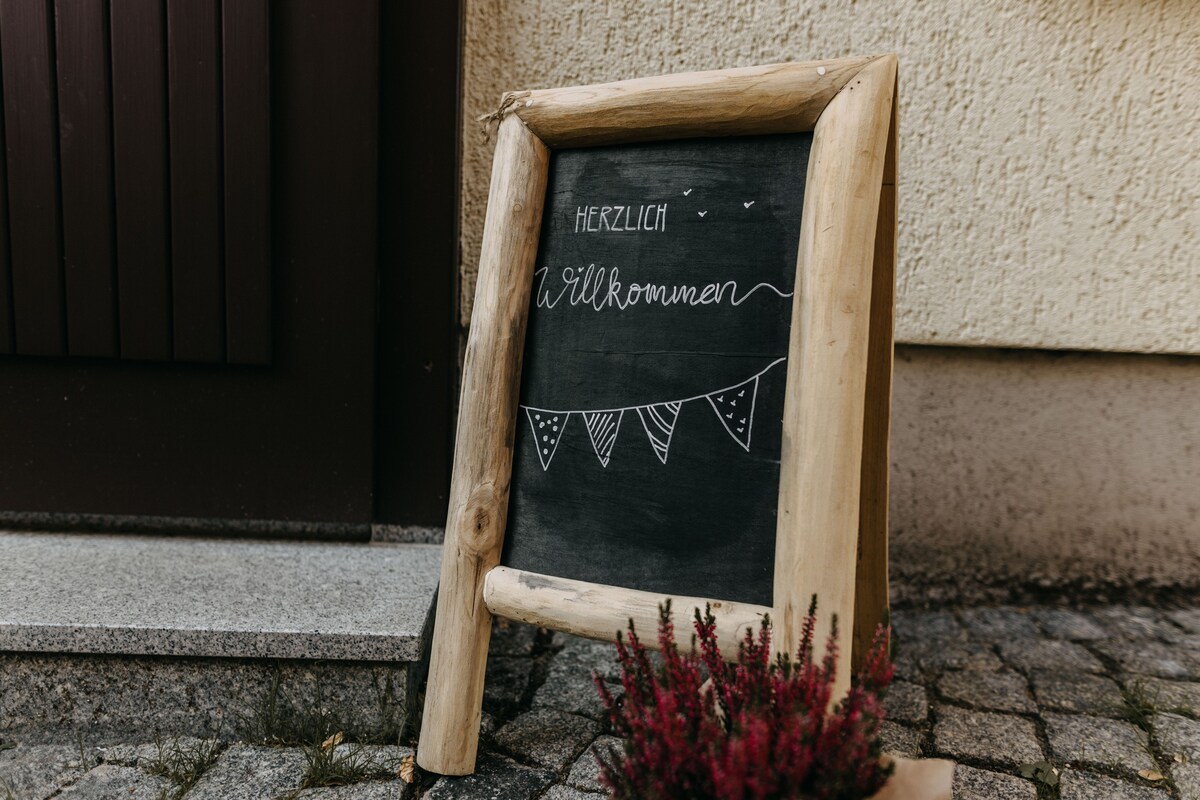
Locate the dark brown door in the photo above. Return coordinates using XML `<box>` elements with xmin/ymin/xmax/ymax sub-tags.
<box><xmin>0</xmin><ymin>0</ymin><xmax>456</xmax><ymax>529</ymax></box>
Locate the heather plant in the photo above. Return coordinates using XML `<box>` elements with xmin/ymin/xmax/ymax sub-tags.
<box><xmin>594</xmin><ymin>598</ymin><xmax>894</xmax><ymax>800</ymax></box>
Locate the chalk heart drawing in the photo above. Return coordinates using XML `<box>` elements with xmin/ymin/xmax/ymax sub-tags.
<box><xmin>520</xmin><ymin>358</ymin><xmax>785</xmax><ymax>471</ymax></box>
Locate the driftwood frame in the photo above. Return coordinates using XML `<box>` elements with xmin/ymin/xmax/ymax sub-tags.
<box><xmin>419</xmin><ymin>55</ymin><xmax>899</xmax><ymax>776</ymax></box>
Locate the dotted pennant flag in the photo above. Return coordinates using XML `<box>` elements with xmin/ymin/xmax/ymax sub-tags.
<box><xmin>525</xmin><ymin>409</ymin><xmax>569</xmax><ymax>471</ymax></box>
<box><xmin>705</xmin><ymin>375</ymin><xmax>759</xmax><ymax>451</ymax></box>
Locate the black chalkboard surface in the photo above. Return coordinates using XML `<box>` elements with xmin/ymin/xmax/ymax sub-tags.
<box><xmin>502</xmin><ymin>133</ymin><xmax>813</xmax><ymax>607</ymax></box>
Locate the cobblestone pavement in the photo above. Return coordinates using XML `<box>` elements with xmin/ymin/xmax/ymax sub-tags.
<box><xmin>2</xmin><ymin>603</ymin><xmax>1198</xmax><ymax>799</ymax></box>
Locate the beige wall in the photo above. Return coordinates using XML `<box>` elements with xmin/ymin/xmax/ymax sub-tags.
<box><xmin>457</xmin><ymin>1</ymin><xmax>1200</xmax><ymax>595</ymax></box>
<box><xmin>461</xmin><ymin>0</ymin><xmax>1200</xmax><ymax>354</ymax></box>
<box><xmin>890</xmin><ymin>346</ymin><xmax>1200</xmax><ymax>602</ymax></box>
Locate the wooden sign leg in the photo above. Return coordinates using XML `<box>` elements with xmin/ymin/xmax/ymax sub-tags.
<box><xmin>853</xmin><ymin>81</ymin><xmax>898</xmax><ymax>670</ymax></box>
<box><xmin>417</xmin><ymin>116</ymin><xmax>549</xmax><ymax>776</ymax></box>
<box><xmin>774</xmin><ymin>54</ymin><xmax>897</xmax><ymax>700</ymax></box>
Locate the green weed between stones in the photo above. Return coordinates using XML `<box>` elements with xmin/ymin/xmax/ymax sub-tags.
<box><xmin>302</xmin><ymin>736</ymin><xmax>407</xmax><ymax>788</ymax></box>
<box><xmin>146</xmin><ymin>735</ymin><xmax>223</xmax><ymax>800</ymax></box>
<box><xmin>1118</xmin><ymin>680</ymin><xmax>1181</xmax><ymax>796</ymax></box>
<box><xmin>240</xmin><ymin>670</ymin><xmax>413</xmax><ymax>797</ymax></box>
<box><xmin>238</xmin><ymin>669</ymin><xmax>406</xmax><ymax>747</ymax></box>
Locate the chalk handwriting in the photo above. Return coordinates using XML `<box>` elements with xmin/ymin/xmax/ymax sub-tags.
<box><xmin>533</xmin><ymin>265</ymin><xmax>793</xmax><ymax>312</ymax></box>
<box><xmin>574</xmin><ymin>204</ymin><xmax>667</xmax><ymax>233</ymax></box>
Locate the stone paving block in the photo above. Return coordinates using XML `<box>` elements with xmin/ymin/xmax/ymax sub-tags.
<box><xmin>1044</xmin><ymin>713</ymin><xmax>1156</xmax><ymax>775</ymax></box>
<box><xmin>551</xmin><ymin>636</ymin><xmax>622</xmax><ymax>684</ymax></box>
<box><xmin>564</xmin><ymin>735</ymin><xmax>620</xmax><ymax>793</ymax></box>
<box><xmin>1030</xmin><ymin>670</ymin><xmax>1126</xmax><ymax>716</ymax></box>
<box><xmin>56</xmin><ymin>764</ymin><xmax>173</xmax><ymax>798</ymax></box>
<box><xmin>0</xmin><ymin>744</ymin><xmax>94</xmax><ymax>800</ymax></box>
<box><xmin>892</xmin><ymin>611</ymin><xmax>967</xmax><ymax>643</ymax></box>
<box><xmin>938</xmin><ymin>669</ymin><xmax>1036</xmax><ymax>714</ymax></box>
<box><xmin>423</xmin><ymin>752</ymin><xmax>554</xmax><ymax>800</ymax></box>
<box><xmin>295</xmin><ymin>783</ymin><xmax>407</xmax><ymax>799</ymax></box>
<box><xmin>184</xmin><ymin>744</ymin><xmax>307</xmax><ymax>800</ymax></box>
<box><xmin>488</xmin><ymin>620</ymin><xmax>541</xmax><ymax>657</ymax></box>
<box><xmin>324</xmin><ymin>744</ymin><xmax>413</xmax><ymax>774</ymax></box>
<box><xmin>892</xmin><ymin>637</ymin><xmax>1003</xmax><ymax>682</ymax></box>
<box><xmin>1178</xmin><ymin>634</ymin><xmax>1200</xmax><ymax>659</ymax></box>
<box><xmin>1058</xmin><ymin>769</ymin><xmax>1169</xmax><ymax>800</ymax></box>
<box><xmin>1093</xmin><ymin>639</ymin><xmax>1199</xmax><ymax>680</ymax></box>
<box><xmin>531</xmin><ymin>663</ymin><xmax>610</xmax><ymax>721</ymax></box>
<box><xmin>883</xmin><ymin>680</ymin><xmax>928</xmax><ymax>725</ymax></box>
<box><xmin>879</xmin><ymin>722</ymin><xmax>923</xmax><ymax>758</ymax></box>
<box><xmin>959</xmin><ymin>607</ymin><xmax>1041</xmax><ymax>641</ymax></box>
<box><xmin>1152</xmin><ymin>712</ymin><xmax>1200</xmax><ymax>761</ymax></box>
<box><xmin>1030</xmin><ymin>608</ymin><xmax>1108</xmax><ymax>641</ymax></box>
<box><xmin>1131</xmin><ymin>677</ymin><xmax>1200</xmax><ymax>716</ymax></box>
<box><xmin>998</xmin><ymin>638</ymin><xmax>1105</xmax><ymax>674</ymax></box>
<box><xmin>1172</xmin><ymin>763</ymin><xmax>1200</xmax><ymax>800</ymax></box>
<box><xmin>542</xmin><ymin>786</ymin><xmax>601</xmax><ymax>800</ymax></box>
<box><xmin>1168</xmin><ymin>609</ymin><xmax>1200</xmax><ymax>636</ymax></box>
<box><xmin>951</xmin><ymin>764</ymin><xmax>1037</xmax><ymax>800</ymax></box>
<box><xmin>1089</xmin><ymin>606</ymin><xmax>1180</xmax><ymax>642</ymax></box>
<box><xmin>492</xmin><ymin>709</ymin><xmax>602</xmax><ymax>772</ymax></box>
<box><xmin>932</xmin><ymin>705</ymin><xmax>1042</xmax><ymax>767</ymax></box>
<box><xmin>98</xmin><ymin>738</ymin><xmax>210</xmax><ymax>769</ymax></box>
<box><xmin>481</xmin><ymin>656</ymin><xmax>533</xmax><ymax>718</ymax></box>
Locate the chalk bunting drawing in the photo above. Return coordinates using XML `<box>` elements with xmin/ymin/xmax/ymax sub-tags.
<box><xmin>521</xmin><ymin>357</ymin><xmax>784</xmax><ymax>471</ymax></box>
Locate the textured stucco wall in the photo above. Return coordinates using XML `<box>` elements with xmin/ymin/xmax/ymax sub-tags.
<box><xmin>889</xmin><ymin>346</ymin><xmax>1200</xmax><ymax>602</ymax></box>
<box><xmin>460</xmin><ymin>0</ymin><xmax>1200</xmax><ymax>354</ymax></box>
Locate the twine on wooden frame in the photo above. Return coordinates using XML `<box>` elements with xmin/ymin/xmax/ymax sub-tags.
<box><xmin>476</xmin><ymin>91</ymin><xmax>531</xmax><ymax>139</ymax></box>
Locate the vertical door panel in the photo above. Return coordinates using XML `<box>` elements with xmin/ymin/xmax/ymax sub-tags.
<box><xmin>375</xmin><ymin>0</ymin><xmax>458</xmax><ymax>524</ymax></box>
<box><xmin>222</xmin><ymin>0</ymin><xmax>270</xmax><ymax>365</ymax></box>
<box><xmin>167</xmin><ymin>0</ymin><xmax>223</xmax><ymax>363</ymax></box>
<box><xmin>55</xmin><ymin>0</ymin><xmax>117</xmax><ymax>358</ymax></box>
<box><xmin>0</xmin><ymin>92</ymin><xmax>11</xmax><ymax>355</ymax></box>
<box><xmin>0</xmin><ymin>0</ymin><xmax>64</xmax><ymax>356</ymax></box>
<box><xmin>111</xmin><ymin>0</ymin><xmax>172</xmax><ymax>361</ymax></box>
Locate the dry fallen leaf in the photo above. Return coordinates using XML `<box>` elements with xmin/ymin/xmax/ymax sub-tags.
<box><xmin>398</xmin><ymin>754</ymin><xmax>416</xmax><ymax>784</ymax></box>
<box><xmin>320</xmin><ymin>731</ymin><xmax>345</xmax><ymax>751</ymax></box>
<box><xmin>1138</xmin><ymin>769</ymin><xmax>1164</xmax><ymax>781</ymax></box>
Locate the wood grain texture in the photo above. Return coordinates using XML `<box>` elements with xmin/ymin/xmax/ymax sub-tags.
<box><xmin>55</xmin><ymin>0</ymin><xmax>117</xmax><ymax>358</ymax></box>
<box><xmin>511</xmin><ymin>56</ymin><xmax>872</xmax><ymax>147</ymax></box>
<box><xmin>167</xmin><ymin>0</ymin><xmax>224</xmax><ymax>362</ymax></box>
<box><xmin>111</xmin><ymin>0</ymin><xmax>172</xmax><ymax>361</ymax></box>
<box><xmin>484</xmin><ymin>566</ymin><xmax>770</xmax><ymax>657</ymax></box>
<box><xmin>773</xmin><ymin>54</ymin><xmax>897</xmax><ymax>700</ymax></box>
<box><xmin>417</xmin><ymin>115</ymin><xmax>549</xmax><ymax>777</ymax></box>
<box><xmin>221</xmin><ymin>0</ymin><xmax>270</xmax><ymax>365</ymax></box>
<box><xmin>853</xmin><ymin>81</ymin><xmax>898</xmax><ymax>669</ymax></box>
<box><xmin>0</xmin><ymin>0</ymin><xmax>65</xmax><ymax>356</ymax></box>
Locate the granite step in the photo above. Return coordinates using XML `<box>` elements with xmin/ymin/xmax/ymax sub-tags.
<box><xmin>0</xmin><ymin>532</ymin><xmax>441</xmax><ymax>744</ymax></box>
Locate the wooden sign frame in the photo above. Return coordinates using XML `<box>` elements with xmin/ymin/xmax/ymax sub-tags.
<box><xmin>419</xmin><ymin>54</ymin><xmax>899</xmax><ymax>776</ymax></box>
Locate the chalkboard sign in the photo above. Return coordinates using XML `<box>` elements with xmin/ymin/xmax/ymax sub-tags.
<box><xmin>503</xmin><ymin>133</ymin><xmax>812</xmax><ymax>607</ymax></box>
<box><xmin>420</xmin><ymin>56</ymin><xmax>899</xmax><ymax>776</ymax></box>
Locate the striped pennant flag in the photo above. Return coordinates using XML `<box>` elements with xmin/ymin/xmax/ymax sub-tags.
<box><xmin>582</xmin><ymin>410</ymin><xmax>624</xmax><ymax>467</ymax></box>
<box><xmin>636</xmin><ymin>402</ymin><xmax>682</xmax><ymax>464</ymax></box>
